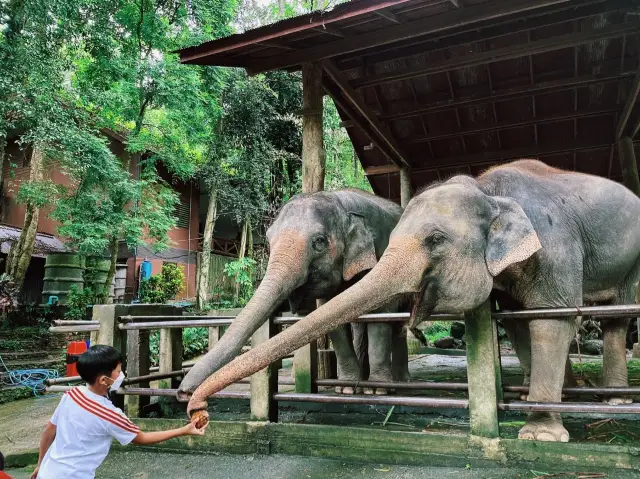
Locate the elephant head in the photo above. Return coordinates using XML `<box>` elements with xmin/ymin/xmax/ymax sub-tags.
<box><xmin>177</xmin><ymin>191</ymin><xmax>382</xmax><ymax>399</ymax></box>
<box><xmin>184</xmin><ymin>176</ymin><xmax>542</xmax><ymax>417</ymax></box>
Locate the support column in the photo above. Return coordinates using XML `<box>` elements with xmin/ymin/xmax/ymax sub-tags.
<box><xmin>400</xmin><ymin>166</ymin><xmax>412</xmax><ymax>208</ymax></box>
<box><xmin>159</xmin><ymin>328</ymin><xmax>183</xmax><ymax>389</ymax></box>
<box><xmin>250</xmin><ymin>317</ymin><xmax>278</xmax><ymax>422</ymax></box>
<box><xmin>302</xmin><ymin>62</ymin><xmax>325</xmax><ymax>194</ymax></box>
<box><xmin>465</xmin><ymin>300</ymin><xmax>501</xmax><ymax>438</ymax></box>
<box><xmin>125</xmin><ymin>329</ymin><xmax>150</xmax><ymax>417</ymax></box>
<box><xmin>619</xmin><ymin>137</ymin><xmax>640</xmax><ymax>358</ymax></box>
<box><xmin>208</xmin><ymin>327</ymin><xmax>223</xmax><ymax>351</ymax></box>
<box><xmin>619</xmin><ymin>136</ymin><xmax>640</xmax><ymax>196</ymax></box>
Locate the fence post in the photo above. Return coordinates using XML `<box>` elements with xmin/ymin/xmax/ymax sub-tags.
<box><xmin>95</xmin><ymin>305</ymin><xmax>125</xmax><ymax>352</ymax></box>
<box><xmin>250</xmin><ymin>316</ymin><xmax>278</xmax><ymax>422</ymax></box>
<box><xmin>208</xmin><ymin>327</ymin><xmax>223</xmax><ymax>351</ymax></box>
<box><xmin>159</xmin><ymin>328</ymin><xmax>183</xmax><ymax>389</ymax></box>
<box><xmin>125</xmin><ymin>329</ymin><xmax>150</xmax><ymax>417</ymax></box>
<box><xmin>465</xmin><ymin>300</ymin><xmax>502</xmax><ymax>438</ymax></box>
<box><xmin>293</xmin><ymin>340</ymin><xmax>318</xmax><ymax>393</ymax></box>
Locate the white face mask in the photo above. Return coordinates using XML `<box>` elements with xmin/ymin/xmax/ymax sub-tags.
<box><xmin>108</xmin><ymin>371</ymin><xmax>125</xmax><ymax>392</ymax></box>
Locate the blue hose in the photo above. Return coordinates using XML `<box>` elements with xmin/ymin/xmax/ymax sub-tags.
<box><xmin>0</xmin><ymin>353</ymin><xmax>60</xmax><ymax>396</ymax></box>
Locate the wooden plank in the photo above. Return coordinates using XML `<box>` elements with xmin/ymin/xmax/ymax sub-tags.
<box><xmin>465</xmin><ymin>300</ymin><xmax>500</xmax><ymax>438</ymax></box>
<box><xmin>312</xmin><ymin>26</ymin><xmax>345</xmax><ymax>38</ymax></box>
<box><xmin>615</xmin><ymin>63</ymin><xmax>640</xmax><ymax>140</ymax></box>
<box><xmin>159</xmin><ymin>328</ymin><xmax>183</xmax><ymax>389</ymax></box>
<box><xmin>125</xmin><ymin>329</ymin><xmax>150</xmax><ymax>418</ymax></box>
<box><xmin>374</xmin><ymin>9</ymin><xmax>403</xmax><ymax>24</ymax></box>
<box><xmin>353</xmin><ymin>22</ymin><xmax>639</xmax><ymax>88</ymax></box>
<box><xmin>384</xmin><ymin>72</ymin><xmax>631</xmax><ymax>121</ymax></box>
<box><xmin>323</xmin><ymin>59</ymin><xmax>410</xmax><ymax>167</ymax></box>
<box><xmin>365</xmin><ymin>164</ymin><xmax>401</xmax><ymax>176</ymax></box>
<box><xmin>246</xmin><ymin>0</ymin><xmax>570</xmax><ymax>74</ymax></box>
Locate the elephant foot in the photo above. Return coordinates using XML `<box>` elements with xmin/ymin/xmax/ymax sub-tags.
<box><xmin>518</xmin><ymin>421</ymin><xmax>569</xmax><ymax>442</ymax></box>
<box><xmin>335</xmin><ymin>386</ymin><xmax>362</xmax><ymax>395</ymax></box>
<box><xmin>363</xmin><ymin>387</ymin><xmax>389</xmax><ymax>395</ymax></box>
<box><xmin>603</xmin><ymin>396</ymin><xmax>633</xmax><ymax>405</ymax></box>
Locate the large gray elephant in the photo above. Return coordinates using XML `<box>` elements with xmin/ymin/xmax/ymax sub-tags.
<box><xmin>178</xmin><ymin>189</ymin><xmax>409</xmax><ymax>400</ymax></box>
<box><xmin>186</xmin><ymin>160</ymin><xmax>640</xmax><ymax>443</ymax></box>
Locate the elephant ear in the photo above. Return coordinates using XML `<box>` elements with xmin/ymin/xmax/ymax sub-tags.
<box><xmin>485</xmin><ymin>197</ymin><xmax>542</xmax><ymax>277</ymax></box>
<box><xmin>343</xmin><ymin>213</ymin><xmax>378</xmax><ymax>281</ymax></box>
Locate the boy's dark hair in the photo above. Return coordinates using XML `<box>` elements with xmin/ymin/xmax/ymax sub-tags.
<box><xmin>77</xmin><ymin>345</ymin><xmax>122</xmax><ymax>384</ymax></box>
<box><xmin>0</xmin><ymin>451</ymin><xmax>4</xmax><ymax>470</ymax></box>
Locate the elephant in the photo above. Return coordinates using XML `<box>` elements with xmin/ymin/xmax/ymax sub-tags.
<box><xmin>185</xmin><ymin>160</ymin><xmax>640</xmax><ymax>443</ymax></box>
<box><xmin>178</xmin><ymin>189</ymin><xmax>409</xmax><ymax>401</ymax></box>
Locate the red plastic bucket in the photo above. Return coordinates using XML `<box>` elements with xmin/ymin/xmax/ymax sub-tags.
<box><xmin>66</xmin><ymin>341</ymin><xmax>88</xmax><ymax>377</ymax></box>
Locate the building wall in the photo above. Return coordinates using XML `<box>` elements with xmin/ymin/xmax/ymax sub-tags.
<box><xmin>2</xmin><ymin>133</ymin><xmax>200</xmax><ymax>303</ymax></box>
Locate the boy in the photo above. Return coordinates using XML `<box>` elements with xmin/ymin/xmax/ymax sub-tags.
<box><xmin>31</xmin><ymin>345</ymin><xmax>207</xmax><ymax>479</ymax></box>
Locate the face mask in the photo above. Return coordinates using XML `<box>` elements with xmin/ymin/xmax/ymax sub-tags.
<box><xmin>108</xmin><ymin>371</ymin><xmax>125</xmax><ymax>392</ymax></box>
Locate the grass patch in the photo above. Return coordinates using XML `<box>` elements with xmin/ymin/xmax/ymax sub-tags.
<box><xmin>571</xmin><ymin>359</ymin><xmax>640</xmax><ymax>385</ymax></box>
<box><xmin>423</xmin><ymin>321</ymin><xmax>451</xmax><ymax>344</ymax></box>
<box><xmin>0</xmin><ymin>386</ymin><xmax>32</xmax><ymax>404</ymax></box>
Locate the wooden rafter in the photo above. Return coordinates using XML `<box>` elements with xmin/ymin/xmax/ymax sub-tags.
<box><xmin>615</xmin><ymin>63</ymin><xmax>640</xmax><ymax>140</ymax></box>
<box><xmin>384</xmin><ymin>72</ymin><xmax>633</xmax><ymax>121</ymax></box>
<box><xmin>245</xmin><ymin>0</ymin><xmax>570</xmax><ymax>74</ymax></box>
<box><xmin>353</xmin><ymin>22</ymin><xmax>639</xmax><ymax>88</ymax></box>
<box><xmin>365</xmin><ymin>139</ymin><xmax>615</xmax><ymax>175</ymax></box>
<box><xmin>322</xmin><ymin>60</ymin><xmax>410</xmax><ymax>167</ymax></box>
<box><xmin>374</xmin><ymin>9</ymin><xmax>403</xmax><ymax>24</ymax></box>
<box><xmin>312</xmin><ymin>26</ymin><xmax>345</xmax><ymax>38</ymax></box>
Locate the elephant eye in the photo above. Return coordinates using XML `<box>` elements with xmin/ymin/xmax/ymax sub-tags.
<box><xmin>426</xmin><ymin>231</ymin><xmax>446</xmax><ymax>248</ymax></box>
<box><xmin>312</xmin><ymin>235</ymin><xmax>328</xmax><ymax>252</ymax></box>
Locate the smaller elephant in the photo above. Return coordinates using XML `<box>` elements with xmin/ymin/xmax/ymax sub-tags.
<box><xmin>178</xmin><ymin>189</ymin><xmax>409</xmax><ymax>402</ymax></box>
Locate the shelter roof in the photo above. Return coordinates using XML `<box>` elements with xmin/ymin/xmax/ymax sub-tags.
<box><xmin>178</xmin><ymin>0</ymin><xmax>640</xmax><ymax>202</ymax></box>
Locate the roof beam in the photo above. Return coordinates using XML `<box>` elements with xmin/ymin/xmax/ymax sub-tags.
<box><xmin>353</xmin><ymin>22</ymin><xmax>639</xmax><ymax>88</ymax></box>
<box><xmin>312</xmin><ymin>26</ymin><xmax>345</xmax><ymax>38</ymax></box>
<box><xmin>365</xmin><ymin>139</ymin><xmax>613</xmax><ymax>175</ymax></box>
<box><xmin>246</xmin><ymin>0</ymin><xmax>570</xmax><ymax>74</ymax></box>
<box><xmin>409</xmin><ymin>107</ymin><xmax>618</xmax><ymax>143</ymax></box>
<box><xmin>364</xmin><ymin>164</ymin><xmax>401</xmax><ymax>176</ymax></box>
<box><xmin>615</xmin><ymin>63</ymin><xmax>640</xmax><ymax>140</ymax></box>
<box><xmin>374</xmin><ymin>9</ymin><xmax>403</xmax><ymax>24</ymax></box>
<box><xmin>322</xmin><ymin>60</ymin><xmax>410</xmax><ymax>167</ymax></box>
<box><xmin>323</xmin><ymin>79</ymin><xmax>399</xmax><ymax>165</ymax></box>
<box><xmin>383</xmin><ymin>71</ymin><xmax>633</xmax><ymax>121</ymax></box>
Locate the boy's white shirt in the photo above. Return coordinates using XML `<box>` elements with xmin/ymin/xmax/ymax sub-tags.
<box><xmin>37</xmin><ymin>385</ymin><xmax>139</xmax><ymax>479</ymax></box>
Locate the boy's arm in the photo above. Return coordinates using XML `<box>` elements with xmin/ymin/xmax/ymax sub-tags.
<box><xmin>29</xmin><ymin>422</ymin><xmax>56</xmax><ymax>479</ymax></box>
<box><xmin>131</xmin><ymin>420</ymin><xmax>207</xmax><ymax>445</ymax></box>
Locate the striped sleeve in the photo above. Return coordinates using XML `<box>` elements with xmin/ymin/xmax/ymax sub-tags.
<box><xmin>67</xmin><ymin>388</ymin><xmax>140</xmax><ymax>444</ymax></box>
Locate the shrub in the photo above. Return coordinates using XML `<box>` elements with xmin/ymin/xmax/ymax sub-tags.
<box><xmin>64</xmin><ymin>285</ymin><xmax>95</xmax><ymax>321</ymax></box>
<box><xmin>139</xmin><ymin>263</ymin><xmax>185</xmax><ymax>304</ymax></box>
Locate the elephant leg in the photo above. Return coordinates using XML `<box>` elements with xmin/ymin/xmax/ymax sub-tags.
<box><xmin>351</xmin><ymin>322</ymin><xmax>369</xmax><ymax>379</ymax></box>
<box><xmin>602</xmin><ymin>313</ymin><xmax>632</xmax><ymax>405</ymax></box>
<box><xmin>519</xmin><ymin>318</ymin><xmax>577</xmax><ymax>443</ymax></box>
<box><xmin>503</xmin><ymin>319</ymin><xmax>531</xmax><ymax>400</ymax></box>
<box><xmin>364</xmin><ymin>322</ymin><xmax>394</xmax><ymax>395</ymax></box>
<box><xmin>330</xmin><ymin>325</ymin><xmax>362</xmax><ymax>394</ymax></box>
<box><xmin>391</xmin><ymin>323</ymin><xmax>410</xmax><ymax>383</ymax></box>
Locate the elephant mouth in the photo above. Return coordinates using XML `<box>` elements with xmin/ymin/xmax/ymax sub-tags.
<box><xmin>409</xmin><ymin>280</ymin><xmax>434</xmax><ymax>329</ymax></box>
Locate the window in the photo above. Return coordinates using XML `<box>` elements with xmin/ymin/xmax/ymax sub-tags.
<box><xmin>174</xmin><ymin>200</ymin><xmax>190</xmax><ymax>229</ymax></box>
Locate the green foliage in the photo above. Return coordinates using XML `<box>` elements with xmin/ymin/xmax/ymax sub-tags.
<box><xmin>223</xmin><ymin>257</ymin><xmax>256</xmax><ymax>306</ymax></box>
<box><xmin>148</xmin><ymin>327</ymin><xmax>209</xmax><ymax>367</ymax></box>
<box><xmin>64</xmin><ymin>285</ymin><xmax>95</xmax><ymax>321</ymax></box>
<box><xmin>423</xmin><ymin>322</ymin><xmax>451</xmax><ymax>344</ymax></box>
<box><xmin>0</xmin><ymin>273</ymin><xmax>19</xmax><ymax>315</ymax></box>
<box><xmin>139</xmin><ymin>263</ymin><xmax>185</xmax><ymax>304</ymax></box>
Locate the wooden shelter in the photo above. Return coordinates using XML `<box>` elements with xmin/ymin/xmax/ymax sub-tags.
<box><xmin>178</xmin><ymin>0</ymin><xmax>640</xmax><ymax>203</ymax></box>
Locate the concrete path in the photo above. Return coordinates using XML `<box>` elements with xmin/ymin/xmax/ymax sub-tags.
<box><xmin>7</xmin><ymin>450</ymin><xmax>639</xmax><ymax>479</ymax></box>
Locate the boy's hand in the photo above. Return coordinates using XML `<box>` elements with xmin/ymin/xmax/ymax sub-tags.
<box><xmin>182</xmin><ymin>418</ymin><xmax>208</xmax><ymax>436</ymax></box>
<box><xmin>29</xmin><ymin>465</ymin><xmax>40</xmax><ymax>479</ymax></box>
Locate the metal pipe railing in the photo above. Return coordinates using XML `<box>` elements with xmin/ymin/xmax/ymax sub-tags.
<box><xmin>49</xmin><ymin>324</ymin><xmax>100</xmax><ymax>333</ymax></box>
<box><xmin>53</xmin><ymin>320</ymin><xmax>100</xmax><ymax>326</ymax></box>
<box><xmin>499</xmin><ymin>400</ymin><xmax>640</xmax><ymax>414</ymax></box>
<box><xmin>273</xmin><ymin>393</ymin><xmax>469</xmax><ymax>408</ymax></box>
<box><xmin>45</xmin><ymin>385</ymin><xmax>250</xmax><ymax>400</ymax></box>
<box><xmin>119</xmin><ymin>318</ymin><xmax>234</xmax><ymax>330</ymax></box>
<box><xmin>118</xmin><ymin>315</ymin><xmax>236</xmax><ymax>323</ymax></box>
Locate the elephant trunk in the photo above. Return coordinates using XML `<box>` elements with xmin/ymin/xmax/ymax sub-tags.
<box><xmin>178</xmin><ymin>232</ymin><xmax>308</xmax><ymax>399</ymax></box>
<box><xmin>187</xmin><ymin>237</ymin><xmax>426</xmax><ymax>416</ymax></box>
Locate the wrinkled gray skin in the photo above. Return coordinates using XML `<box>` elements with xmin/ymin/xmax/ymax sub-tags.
<box><xmin>190</xmin><ymin>160</ymin><xmax>640</xmax><ymax>442</ymax></box>
<box><xmin>178</xmin><ymin>189</ymin><xmax>408</xmax><ymax>399</ymax></box>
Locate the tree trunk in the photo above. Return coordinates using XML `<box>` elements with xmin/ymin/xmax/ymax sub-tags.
<box><xmin>278</xmin><ymin>0</ymin><xmax>285</xmax><ymax>17</ymax></box>
<box><xmin>7</xmin><ymin>146</ymin><xmax>44</xmax><ymax>291</ymax></box>
<box><xmin>0</xmin><ymin>137</ymin><xmax>5</xmax><ymax>219</ymax></box>
<box><xmin>197</xmin><ymin>189</ymin><xmax>217</xmax><ymax>310</ymax></box>
<box><xmin>102</xmin><ymin>236</ymin><xmax>118</xmax><ymax>304</ymax></box>
<box><xmin>234</xmin><ymin>216</ymin><xmax>249</xmax><ymax>303</ymax></box>
<box><xmin>301</xmin><ymin>63</ymin><xmax>325</xmax><ymax>194</ymax></box>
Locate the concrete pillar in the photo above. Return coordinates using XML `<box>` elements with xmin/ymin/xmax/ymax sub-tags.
<box><xmin>159</xmin><ymin>328</ymin><xmax>183</xmax><ymax>389</ymax></box>
<box><xmin>465</xmin><ymin>300</ymin><xmax>501</xmax><ymax>438</ymax></box>
<box><xmin>293</xmin><ymin>340</ymin><xmax>318</xmax><ymax>394</ymax></box>
<box><xmin>250</xmin><ymin>317</ymin><xmax>278</xmax><ymax>422</ymax></box>
<box><xmin>400</xmin><ymin>166</ymin><xmax>412</xmax><ymax>208</ymax></box>
<box><xmin>208</xmin><ymin>327</ymin><xmax>223</xmax><ymax>351</ymax></box>
<box><xmin>95</xmin><ymin>305</ymin><xmax>125</xmax><ymax>352</ymax></box>
<box><xmin>125</xmin><ymin>329</ymin><xmax>150</xmax><ymax>417</ymax></box>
